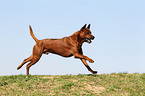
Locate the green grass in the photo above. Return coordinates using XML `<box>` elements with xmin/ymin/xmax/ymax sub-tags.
<box><xmin>0</xmin><ymin>73</ymin><xmax>145</xmax><ymax>96</ymax></box>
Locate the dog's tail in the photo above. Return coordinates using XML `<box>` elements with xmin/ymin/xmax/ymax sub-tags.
<box><xmin>29</xmin><ymin>25</ymin><xmax>39</xmax><ymax>42</ymax></box>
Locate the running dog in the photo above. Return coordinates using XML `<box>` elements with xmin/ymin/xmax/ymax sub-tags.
<box><xmin>17</xmin><ymin>24</ymin><xmax>97</xmax><ymax>75</ymax></box>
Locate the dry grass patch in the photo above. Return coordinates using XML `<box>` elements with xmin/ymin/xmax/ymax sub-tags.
<box><xmin>84</xmin><ymin>83</ymin><xmax>105</xmax><ymax>94</ymax></box>
<box><xmin>42</xmin><ymin>76</ymin><xmax>54</xmax><ymax>79</ymax></box>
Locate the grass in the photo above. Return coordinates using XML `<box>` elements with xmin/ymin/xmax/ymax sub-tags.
<box><xmin>0</xmin><ymin>73</ymin><xmax>145</xmax><ymax>96</ymax></box>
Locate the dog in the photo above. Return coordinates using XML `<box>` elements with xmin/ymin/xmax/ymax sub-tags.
<box><xmin>17</xmin><ymin>24</ymin><xmax>97</xmax><ymax>75</ymax></box>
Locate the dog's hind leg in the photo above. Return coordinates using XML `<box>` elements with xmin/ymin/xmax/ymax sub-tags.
<box><xmin>26</xmin><ymin>56</ymin><xmax>41</xmax><ymax>75</ymax></box>
<box><xmin>17</xmin><ymin>55</ymin><xmax>32</xmax><ymax>70</ymax></box>
<box><xmin>26</xmin><ymin>43</ymin><xmax>43</xmax><ymax>75</ymax></box>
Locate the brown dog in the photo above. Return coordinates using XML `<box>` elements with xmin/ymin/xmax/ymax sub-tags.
<box><xmin>17</xmin><ymin>24</ymin><xmax>97</xmax><ymax>75</ymax></box>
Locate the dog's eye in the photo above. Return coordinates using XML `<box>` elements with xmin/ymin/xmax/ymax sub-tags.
<box><xmin>87</xmin><ymin>32</ymin><xmax>90</xmax><ymax>34</ymax></box>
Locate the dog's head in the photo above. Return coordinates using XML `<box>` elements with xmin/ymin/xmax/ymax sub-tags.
<box><xmin>79</xmin><ymin>24</ymin><xmax>95</xmax><ymax>44</ymax></box>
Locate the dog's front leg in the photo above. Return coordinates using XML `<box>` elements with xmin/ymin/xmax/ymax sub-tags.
<box><xmin>81</xmin><ymin>59</ymin><xmax>97</xmax><ymax>74</ymax></box>
<box><xmin>74</xmin><ymin>53</ymin><xmax>94</xmax><ymax>63</ymax></box>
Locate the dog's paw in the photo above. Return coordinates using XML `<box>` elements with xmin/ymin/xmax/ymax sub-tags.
<box><xmin>88</xmin><ymin>59</ymin><xmax>94</xmax><ymax>63</ymax></box>
<box><xmin>93</xmin><ymin>71</ymin><xmax>98</xmax><ymax>74</ymax></box>
<box><xmin>17</xmin><ymin>67</ymin><xmax>20</xmax><ymax>70</ymax></box>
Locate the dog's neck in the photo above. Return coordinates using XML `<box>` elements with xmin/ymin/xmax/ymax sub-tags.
<box><xmin>70</xmin><ymin>31</ymin><xmax>84</xmax><ymax>47</ymax></box>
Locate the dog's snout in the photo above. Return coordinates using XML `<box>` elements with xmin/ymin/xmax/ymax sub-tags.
<box><xmin>91</xmin><ymin>35</ymin><xmax>95</xmax><ymax>40</ymax></box>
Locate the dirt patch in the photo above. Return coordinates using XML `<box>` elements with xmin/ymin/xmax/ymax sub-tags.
<box><xmin>42</xmin><ymin>76</ymin><xmax>54</xmax><ymax>80</ymax></box>
<box><xmin>85</xmin><ymin>83</ymin><xmax>105</xmax><ymax>94</ymax></box>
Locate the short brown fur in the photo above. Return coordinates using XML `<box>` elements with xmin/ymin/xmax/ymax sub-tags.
<box><xmin>17</xmin><ymin>24</ymin><xmax>97</xmax><ymax>75</ymax></box>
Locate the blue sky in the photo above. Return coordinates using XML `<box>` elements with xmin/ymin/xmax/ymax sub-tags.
<box><xmin>0</xmin><ymin>0</ymin><xmax>145</xmax><ymax>75</ymax></box>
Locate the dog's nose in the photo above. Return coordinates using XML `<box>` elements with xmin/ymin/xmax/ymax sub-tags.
<box><xmin>91</xmin><ymin>35</ymin><xmax>95</xmax><ymax>40</ymax></box>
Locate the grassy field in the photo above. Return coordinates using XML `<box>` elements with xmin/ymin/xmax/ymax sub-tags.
<box><xmin>0</xmin><ymin>73</ymin><xmax>145</xmax><ymax>96</ymax></box>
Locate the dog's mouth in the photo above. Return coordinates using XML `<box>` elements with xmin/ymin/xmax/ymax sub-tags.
<box><xmin>84</xmin><ymin>36</ymin><xmax>95</xmax><ymax>43</ymax></box>
<box><xmin>84</xmin><ymin>38</ymin><xmax>92</xmax><ymax>43</ymax></box>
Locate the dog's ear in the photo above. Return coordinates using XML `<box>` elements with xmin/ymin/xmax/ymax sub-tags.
<box><xmin>81</xmin><ymin>24</ymin><xmax>87</xmax><ymax>30</ymax></box>
<box><xmin>87</xmin><ymin>24</ymin><xmax>90</xmax><ymax>29</ymax></box>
